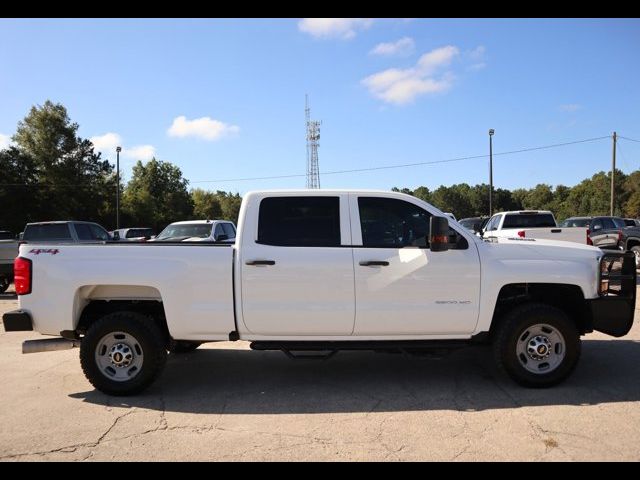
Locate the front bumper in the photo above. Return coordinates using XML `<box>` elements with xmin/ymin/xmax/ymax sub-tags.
<box><xmin>2</xmin><ymin>310</ymin><xmax>33</xmax><ymax>332</ymax></box>
<box><xmin>589</xmin><ymin>252</ymin><xmax>636</xmax><ymax>337</ymax></box>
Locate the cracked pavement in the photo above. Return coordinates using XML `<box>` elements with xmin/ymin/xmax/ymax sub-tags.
<box><xmin>1</xmin><ymin>285</ymin><xmax>639</xmax><ymax>461</ymax></box>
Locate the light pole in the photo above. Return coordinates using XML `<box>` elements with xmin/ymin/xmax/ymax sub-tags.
<box><xmin>116</xmin><ymin>146</ymin><xmax>121</xmax><ymax>229</ymax></box>
<box><xmin>488</xmin><ymin>129</ymin><xmax>494</xmax><ymax>216</ymax></box>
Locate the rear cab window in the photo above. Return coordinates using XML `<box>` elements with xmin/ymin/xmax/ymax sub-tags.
<box><xmin>23</xmin><ymin>224</ymin><xmax>72</xmax><ymax>241</ymax></box>
<box><xmin>502</xmin><ymin>213</ymin><xmax>556</xmax><ymax>229</ymax></box>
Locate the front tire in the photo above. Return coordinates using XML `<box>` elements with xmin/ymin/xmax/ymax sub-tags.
<box><xmin>80</xmin><ymin>311</ymin><xmax>168</xmax><ymax>396</ymax></box>
<box><xmin>493</xmin><ymin>303</ymin><xmax>581</xmax><ymax>388</ymax></box>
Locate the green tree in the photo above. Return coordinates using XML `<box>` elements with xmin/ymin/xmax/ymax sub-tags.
<box><xmin>10</xmin><ymin>100</ymin><xmax>115</xmax><ymax>228</ymax></box>
<box><xmin>191</xmin><ymin>188</ymin><xmax>223</xmax><ymax>219</ymax></box>
<box><xmin>0</xmin><ymin>147</ymin><xmax>38</xmax><ymax>233</ymax></box>
<box><xmin>123</xmin><ymin>159</ymin><xmax>193</xmax><ymax>231</ymax></box>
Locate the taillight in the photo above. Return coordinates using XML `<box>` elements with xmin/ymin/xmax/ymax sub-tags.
<box><xmin>617</xmin><ymin>230</ymin><xmax>623</xmax><ymax>243</ymax></box>
<box><xmin>587</xmin><ymin>229</ymin><xmax>593</xmax><ymax>245</ymax></box>
<box><xmin>517</xmin><ymin>230</ymin><xmax>526</xmax><ymax>238</ymax></box>
<box><xmin>14</xmin><ymin>257</ymin><xmax>32</xmax><ymax>295</ymax></box>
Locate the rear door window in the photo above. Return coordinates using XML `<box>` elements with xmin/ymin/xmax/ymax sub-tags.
<box><xmin>258</xmin><ymin>196</ymin><xmax>340</xmax><ymax>247</ymax></box>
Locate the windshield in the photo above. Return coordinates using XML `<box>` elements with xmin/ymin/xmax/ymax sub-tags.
<box><xmin>156</xmin><ymin>223</ymin><xmax>212</xmax><ymax>240</ymax></box>
<box><xmin>612</xmin><ymin>218</ymin><xmax>627</xmax><ymax>229</ymax></box>
<box><xmin>459</xmin><ymin>218</ymin><xmax>479</xmax><ymax>230</ymax></box>
<box><xmin>560</xmin><ymin>218</ymin><xmax>591</xmax><ymax>228</ymax></box>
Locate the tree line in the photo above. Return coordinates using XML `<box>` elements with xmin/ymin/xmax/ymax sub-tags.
<box><xmin>1</xmin><ymin>101</ymin><xmax>639</xmax><ymax>235</ymax></box>
<box><xmin>393</xmin><ymin>168</ymin><xmax>640</xmax><ymax>221</ymax></box>
<box><xmin>0</xmin><ymin>101</ymin><xmax>241</xmax><ymax>234</ymax></box>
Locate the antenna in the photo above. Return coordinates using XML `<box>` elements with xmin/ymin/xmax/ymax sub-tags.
<box><xmin>305</xmin><ymin>94</ymin><xmax>321</xmax><ymax>189</ymax></box>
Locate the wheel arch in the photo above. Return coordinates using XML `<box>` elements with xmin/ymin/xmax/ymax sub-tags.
<box><xmin>490</xmin><ymin>283</ymin><xmax>591</xmax><ymax>336</ymax></box>
<box><xmin>73</xmin><ymin>285</ymin><xmax>169</xmax><ymax>345</ymax></box>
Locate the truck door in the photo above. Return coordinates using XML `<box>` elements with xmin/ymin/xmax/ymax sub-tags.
<box><xmin>239</xmin><ymin>194</ymin><xmax>355</xmax><ymax>336</ymax></box>
<box><xmin>350</xmin><ymin>194</ymin><xmax>481</xmax><ymax>336</ymax></box>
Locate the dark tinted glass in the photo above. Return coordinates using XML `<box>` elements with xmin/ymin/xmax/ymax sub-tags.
<box><xmin>623</xmin><ymin>219</ymin><xmax>635</xmax><ymax>227</ymax></box>
<box><xmin>358</xmin><ymin>197</ymin><xmax>431</xmax><ymax>248</ymax></box>
<box><xmin>0</xmin><ymin>231</ymin><xmax>14</xmax><ymax>240</ymax></box>
<box><xmin>222</xmin><ymin>223</ymin><xmax>236</xmax><ymax>238</ymax></box>
<box><xmin>602</xmin><ymin>218</ymin><xmax>617</xmax><ymax>229</ymax></box>
<box><xmin>591</xmin><ymin>219</ymin><xmax>603</xmax><ymax>231</ymax></box>
<box><xmin>258</xmin><ymin>197</ymin><xmax>340</xmax><ymax>247</ymax></box>
<box><xmin>24</xmin><ymin>224</ymin><xmax>72</xmax><ymax>240</ymax></box>
<box><xmin>126</xmin><ymin>228</ymin><xmax>152</xmax><ymax>238</ymax></box>
<box><xmin>214</xmin><ymin>224</ymin><xmax>225</xmax><ymax>238</ymax></box>
<box><xmin>89</xmin><ymin>224</ymin><xmax>109</xmax><ymax>241</ymax></box>
<box><xmin>74</xmin><ymin>224</ymin><xmax>94</xmax><ymax>240</ymax></box>
<box><xmin>502</xmin><ymin>213</ymin><xmax>556</xmax><ymax>228</ymax></box>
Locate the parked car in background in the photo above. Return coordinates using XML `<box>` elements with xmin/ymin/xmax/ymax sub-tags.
<box><xmin>622</xmin><ymin>218</ymin><xmax>640</xmax><ymax>227</ymax></box>
<box><xmin>111</xmin><ymin>227</ymin><xmax>155</xmax><ymax>242</ymax></box>
<box><xmin>559</xmin><ymin>217</ymin><xmax>593</xmax><ymax>228</ymax></box>
<box><xmin>153</xmin><ymin>220</ymin><xmax>236</xmax><ymax>242</ymax></box>
<box><xmin>588</xmin><ymin>216</ymin><xmax>640</xmax><ymax>268</ymax></box>
<box><xmin>22</xmin><ymin>221</ymin><xmax>111</xmax><ymax>244</ymax></box>
<box><xmin>482</xmin><ymin>210</ymin><xmax>590</xmax><ymax>244</ymax></box>
<box><xmin>459</xmin><ymin>216</ymin><xmax>489</xmax><ymax>233</ymax></box>
<box><xmin>0</xmin><ymin>230</ymin><xmax>18</xmax><ymax>293</ymax></box>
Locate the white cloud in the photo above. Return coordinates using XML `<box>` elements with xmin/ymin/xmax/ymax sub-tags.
<box><xmin>167</xmin><ymin>115</ymin><xmax>239</xmax><ymax>141</ymax></box>
<box><xmin>559</xmin><ymin>104</ymin><xmax>581</xmax><ymax>112</ymax></box>
<box><xmin>362</xmin><ymin>45</ymin><xmax>459</xmax><ymax>105</ymax></box>
<box><xmin>370</xmin><ymin>37</ymin><xmax>415</xmax><ymax>57</ymax></box>
<box><xmin>467</xmin><ymin>45</ymin><xmax>487</xmax><ymax>71</ymax></box>
<box><xmin>90</xmin><ymin>132</ymin><xmax>122</xmax><ymax>153</ymax></box>
<box><xmin>123</xmin><ymin>145</ymin><xmax>156</xmax><ymax>161</ymax></box>
<box><xmin>90</xmin><ymin>132</ymin><xmax>155</xmax><ymax>161</ymax></box>
<box><xmin>298</xmin><ymin>18</ymin><xmax>373</xmax><ymax>39</ymax></box>
<box><xmin>0</xmin><ymin>133</ymin><xmax>12</xmax><ymax>150</ymax></box>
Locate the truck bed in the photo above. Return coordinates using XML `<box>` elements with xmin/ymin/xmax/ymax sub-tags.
<box><xmin>17</xmin><ymin>243</ymin><xmax>236</xmax><ymax>340</ymax></box>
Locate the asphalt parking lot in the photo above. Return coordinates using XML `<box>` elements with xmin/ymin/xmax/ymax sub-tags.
<box><xmin>1</xmin><ymin>284</ymin><xmax>639</xmax><ymax>461</ymax></box>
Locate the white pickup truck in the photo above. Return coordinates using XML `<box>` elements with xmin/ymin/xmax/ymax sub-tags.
<box><xmin>3</xmin><ymin>190</ymin><xmax>636</xmax><ymax>395</ymax></box>
<box><xmin>482</xmin><ymin>210</ymin><xmax>590</xmax><ymax>244</ymax></box>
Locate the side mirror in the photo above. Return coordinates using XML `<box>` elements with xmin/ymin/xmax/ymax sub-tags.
<box><xmin>216</xmin><ymin>234</ymin><xmax>229</xmax><ymax>242</ymax></box>
<box><xmin>429</xmin><ymin>216</ymin><xmax>450</xmax><ymax>252</ymax></box>
<box><xmin>112</xmin><ymin>231</ymin><xmax>120</xmax><ymax>240</ymax></box>
<box><xmin>472</xmin><ymin>222</ymin><xmax>481</xmax><ymax>234</ymax></box>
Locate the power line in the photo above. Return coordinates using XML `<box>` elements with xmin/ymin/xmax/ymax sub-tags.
<box><xmin>0</xmin><ymin>134</ymin><xmax>614</xmax><ymax>187</ymax></box>
<box><xmin>191</xmin><ymin>135</ymin><xmax>610</xmax><ymax>184</ymax></box>
<box><xmin>619</xmin><ymin>135</ymin><xmax>640</xmax><ymax>144</ymax></box>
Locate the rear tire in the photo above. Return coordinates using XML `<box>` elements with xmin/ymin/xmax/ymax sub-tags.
<box><xmin>80</xmin><ymin>311</ymin><xmax>167</xmax><ymax>396</ymax></box>
<box><xmin>169</xmin><ymin>341</ymin><xmax>202</xmax><ymax>354</ymax></box>
<box><xmin>493</xmin><ymin>302</ymin><xmax>581</xmax><ymax>388</ymax></box>
<box><xmin>0</xmin><ymin>277</ymin><xmax>9</xmax><ymax>293</ymax></box>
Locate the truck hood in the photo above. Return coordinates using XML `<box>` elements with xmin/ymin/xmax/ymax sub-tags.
<box><xmin>480</xmin><ymin>237</ymin><xmax>603</xmax><ymax>262</ymax></box>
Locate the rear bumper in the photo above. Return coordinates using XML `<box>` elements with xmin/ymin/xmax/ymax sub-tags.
<box><xmin>2</xmin><ymin>310</ymin><xmax>33</xmax><ymax>332</ymax></box>
<box><xmin>589</xmin><ymin>252</ymin><xmax>636</xmax><ymax>337</ymax></box>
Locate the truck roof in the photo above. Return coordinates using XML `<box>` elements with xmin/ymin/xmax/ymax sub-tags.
<box><xmin>168</xmin><ymin>220</ymin><xmax>232</xmax><ymax>225</ymax></box>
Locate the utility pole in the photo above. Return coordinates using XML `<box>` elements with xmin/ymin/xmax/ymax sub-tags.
<box><xmin>610</xmin><ymin>132</ymin><xmax>617</xmax><ymax>216</ymax></box>
<box><xmin>116</xmin><ymin>146</ymin><xmax>121</xmax><ymax>229</ymax></box>
<box><xmin>489</xmin><ymin>129</ymin><xmax>495</xmax><ymax>216</ymax></box>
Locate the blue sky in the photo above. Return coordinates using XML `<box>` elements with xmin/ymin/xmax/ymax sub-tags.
<box><xmin>1</xmin><ymin>18</ymin><xmax>639</xmax><ymax>194</ymax></box>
